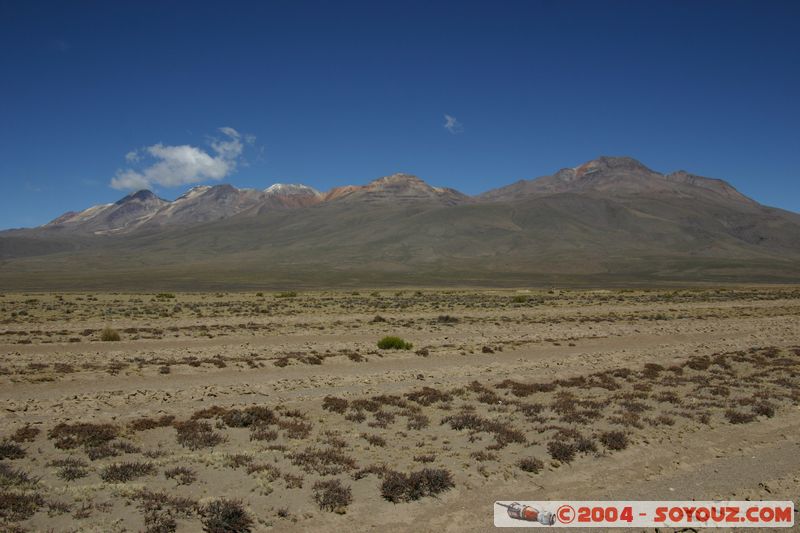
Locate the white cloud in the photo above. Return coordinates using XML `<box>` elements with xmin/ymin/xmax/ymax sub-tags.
<box><xmin>110</xmin><ymin>127</ymin><xmax>252</xmax><ymax>190</ymax></box>
<box><xmin>443</xmin><ymin>114</ymin><xmax>463</xmax><ymax>134</ymax></box>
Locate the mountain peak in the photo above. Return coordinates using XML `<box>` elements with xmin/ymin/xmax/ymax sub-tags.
<box><xmin>574</xmin><ymin>156</ymin><xmax>654</xmax><ymax>176</ymax></box>
<box><xmin>481</xmin><ymin>156</ymin><xmax>756</xmax><ymax>204</ymax></box>
<box><xmin>115</xmin><ymin>189</ymin><xmax>161</xmax><ymax>205</ymax></box>
<box><xmin>368</xmin><ymin>173</ymin><xmax>426</xmax><ymax>187</ymax></box>
<box><xmin>324</xmin><ymin>173</ymin><xmax>467</xmax><ymax>205</ymax></box>
<box><xmin>264</xmin><ymin>183</ymin><xmax>321</xmax><ymax>196</ymax></box>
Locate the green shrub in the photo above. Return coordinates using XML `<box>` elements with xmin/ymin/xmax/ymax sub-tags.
<box><xmin>377</xmin><ymin>336</ymin><xmax>412</xmax><ymax>350</ymax></box>
<box><xmin>100</xmin><ymin>327</ymin><xmax>121</xmax><ymax>342</ymax></box>
<box><xmin>275</xmin><ymin>291</ymin><xmax>298</xmax><ymax>298</ymax></box>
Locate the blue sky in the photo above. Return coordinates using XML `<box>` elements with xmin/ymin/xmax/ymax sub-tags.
<box><xmin>1</xmin><ymin>0</ymin><xmax>798</xmax><ymax>229</ymax></box>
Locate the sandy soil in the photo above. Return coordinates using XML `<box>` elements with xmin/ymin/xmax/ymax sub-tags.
<box><xmin>0</xmin><ymin>288</ymin><xmax>798</xmax><ymax>532</ymax></box>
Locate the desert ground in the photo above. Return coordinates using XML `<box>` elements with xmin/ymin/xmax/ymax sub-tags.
<box><xmin>1</xmin><ymin>287</ymin><xmax>798</xmax><ymax>532</ymax></box>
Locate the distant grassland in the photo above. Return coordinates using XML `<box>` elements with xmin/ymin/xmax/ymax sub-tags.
<box><xmin>1</xmin><ymin>255</ymin><xmax>799</xmax><ymax>291</ymax></box>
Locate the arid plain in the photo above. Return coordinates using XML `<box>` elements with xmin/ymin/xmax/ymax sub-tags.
<box><xmin>1</xmin><ymin>287</ymin><xmax>799</xmax><ymax>532</ymax></box>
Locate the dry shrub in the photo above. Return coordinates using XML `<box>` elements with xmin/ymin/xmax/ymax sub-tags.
<box><xmin>200</xmin><ymin>499</ymin><xmax>252</xmax><ymax>533</ymax></box>
<box><xmin>10</xmin><ymin>426</ymin><xmax>40</xmax><ymax>443</ymax></box>
<box><xmin>0</xmin><ymin>441</ymin><xmax>25</xmax><ymax>460</ymax></box>
<box><xmin>278</xmin><ymin>419</ymin><xmax>312</xmax><ymax>439</ymax></box>
<box><xmin>517</xmin><ymin>457</ymin><xmax>544</xmax><ymax>473</ymax></box>
<box><xmin>174</xmin><ymin>420</ymin><xmax>225</xmax><ymax>450</ymax></box>
<box><xmin>249</xmin><ymin>426</ymin><xmax>278</xmax><ymax>442</ymax></box>
<box><xmin>55</xmin><ymin>461</ymin><xmax>89</xmax><ymax>481</ymax></box>
<box><xmin>685</xmin><ymin>356</ymin><xmax>711</xmax><ymax>371</ymax></box>
<box><xmin>405</xmin><ymin>387</ymin><xmax>453</xmax><ymax>407</ymax></box>
<box><xmin>546</xmin><ymin>441</ymin><xmax>576</xmax><ymax>463</ymax></box>
<box><xmin>753</xmin><ymin>402</ymin><xmax>776</xmax><ymax>418</ymax></box>
<box><xmin>164</xmin><ymin>466</ymin><xmax>197</xmax><ymax>485</ymax></box>
<box><xmin>380</xmin><ymin>468</ymin><xmax>454</xmax><ymax>503</ymax></box>
<box><xmin>129</xmin><ymin>415</ymin><xmax>175</xmax><ymax>432</ymax></box>
<box><xmin>191</xmin><ymin>406</ymin><xmax>230</xmax><ymax>419</ymax></box>
<box><xmin>406</xmin><ymin>413</ymin><xmax>430</xmax><ymax>430</ymax></box>
<box><xmin>724</xmin><ymin>409</ymin><xmax>755</xmax><ymax>424</ymax></box>
<box><xmin>0</xmin><ymin>463</ymin><xmax>38</xmax><ymax>489</ymax></box>
<box><xmin>283</xmin><ymin>473</ymin><xmax>304</xmax><ymax>488</ymax></box>
<box><xmin>322</xmin><ymin>396</ymin><xmax>348</xmax><ymax>414</ymax></box>
<box><xmin>221</xmin><ymin>406</ymin><xmax>276</xmax><ymax>428</ymax></box>
<box><xmin>361</xmin><ymin>433</ymin><xmax>386</xmax><ymax>447</ymax></box>
<box><xmin>290</xmin><ymin>447</ymin><xmax>357</xmax><ymax>475</ymax></box>
<box><xmin>599</xmin><ymin>430</ymin><xmax>629</xmax><ymax>451</ymax></box>
<box><xmin>352</xmin><ymin>463</ymin><xmax>391</xmax><ymax>480</ymax></box>
<box><xmin>495</xmin><ymin>380</ymin><xmax>555</xmax><ymax>395</ymax></box>
<box><xmin>312</xmin><ymin>479</ymin><xmax>352</xmax><ymax>512</ymax></box>
<box><xmin>48</xmin><ymin>422</ymin><xmax>118</xmax><ymax>450</ymax></box>
<box><xmin>0</xmin><ymin>490</ymin><xmax>44</xmax><ymax>522</ymax></box>
<box><xmin>100</xmin><ymin>461</ymin><xmax>156</xmax><ymax>483</ymax></box>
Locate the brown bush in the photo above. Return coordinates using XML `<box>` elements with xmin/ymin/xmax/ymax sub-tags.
<box><xmin>361</xmin><ymin>433</ymin><xmax>386</xmax><ymax>447</ymax></box>
<box><xmin>599</xmin><ymin>430</ymin><xmax>629</xmax><ymax>451</ymax></box>
<box><xmin>0</xmin><ymin>441</ymin><xmax>25</xmax><ymax>460</ymax></box>
<box><xmin>174</xmin><ymin>420</ymin><xmax>225</xmax><ymax>450</ymax></box>
<box><xmin>164</xmin><ymin>466</ymin><xmax>197</xmax><ymax>485</ymax></box>
<box><xmin>128</xmin><ymin>415</ymin><xmax>175</xmax><ymax>432</ymax></box>
<box><xmin>405</xmin><ymin>387</ymin><xmax>453</xmax><ymax>406</ymax></box>
<box><xmin>100</xmin><ymin>461</ymin><xmax>156</xmax><ymax>483</ymax></box>
<box><xmin>290</xmin><ymin>447</ymin><xmax>357</xmax><ymax>476</ymax></box>
<box><xmin>517</xmin><ymin>457</ymin><xmax>544</xmax><ymax>473</ymax></box>
<box><xmin>48</xmin><ymin>422</ymin><xmax>118</xmax><ymax>450</ymax></box>
<box><xmin>547</xmin><ymin>441</ymin><xmax>576</xmax><ymax>463</ymax></box>
<box><xmin>380</xmin><ymin>468</ymin><xmax>454</xmax><ymax>503</ymax></box>
<box><xmin>10</xmin><ymin>426</ymin><xmax>40</xmax><ymax>443</ymax></box>
<box><xmin>277</xmin><ymin>419</ymin><xmax>312</xmax><ymax>439</ymax></box>
<box><xmin>0</xmin><ymin>490</ymin><xmax>44</xmax><ymax>521</ymax></box>
<box><xmin>322</xmin><ymin>396</ymin><xmax>349</xmax><ymax>414</ymax></box>
<box><xmin>312</xmin><ymin>479</ymin><xmax>352</xmax><ymax>512</ymax></box>
<box><xmin>725</xmin><ymin>409</ymin><xmax>755</xmax><ymax>424</ymax></box>
<box><xmin>753</xmin><ymin>402</ymin><xmax>776</xmax><ymax>418</ymax></box>
<box><xmin>200</xmin><ymin>498</ymin><xmax>252</xmax><ymax>533</ymax></box>
<box><xmin>221</xmin><ymin>406</ymin><xmax>276</xmax><ymax>428</ymax></box>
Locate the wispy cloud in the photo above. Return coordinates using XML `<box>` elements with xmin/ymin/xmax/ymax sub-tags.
<box><xmin>443</xmin><ymin>114</ymin><xmax>463</xmax><ymax>134</ymax></box>
<box><xmin>110</xmin><ymin>127</ymin><xmax>254</xmax><ymax>190</ymax></box>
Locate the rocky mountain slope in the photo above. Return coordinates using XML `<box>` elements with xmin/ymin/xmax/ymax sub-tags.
<box><xmin>1</xmin><ymin>157</ymin><xmax>798</xmax><ymax>288</ymax></box>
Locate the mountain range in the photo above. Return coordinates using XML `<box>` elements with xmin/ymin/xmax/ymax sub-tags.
<box><xmin>1</xmin><ymin>156</ymin><xmax>798</xmax><ymax>289</ymax></box>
